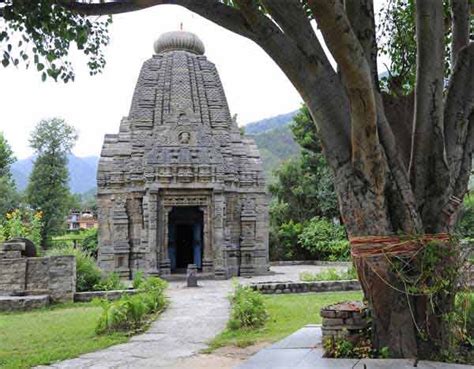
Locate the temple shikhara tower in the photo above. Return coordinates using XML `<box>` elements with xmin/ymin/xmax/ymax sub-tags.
<box><xmin>97</xmin><ymin>31</ymin><xmax>269</xmax><ymax>279</ymax></box>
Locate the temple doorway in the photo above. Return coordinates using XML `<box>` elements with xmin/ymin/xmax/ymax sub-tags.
<box><xmin>168</xmin><ymin>206</ymin><xmax>203</xmax><ymax>273</ymax></box>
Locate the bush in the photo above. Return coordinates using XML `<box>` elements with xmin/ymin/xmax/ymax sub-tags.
<box><xmin>456</xmin><ymin>195</ymin><xmax>474</xmax><ymax>240</ymax></box>
<box><xmin>96</xmin><ymin>276</ymin><xmax>168</xmax><ymax>334</ymax></box>
<box><xmin>228</xmin><ymin>284</ymin><xmax>268</xmax><ymax>330</ymax></box>
<box><xmin>47</xmin><ymin>245</ymin><xmax>101</xmax><ymax>292</ymax></box>
<box><xmin>300</xmin><ymin>267</ymin><xmax>357</xmax><ymax>282</ymax></box>
<box><xmin>270</xmin><ymin>220</ymin><xmax>303</xmax><ymax>260</ymax></box>
<box><xmin>81</xmin><ymin>228</ymin><xmax>98</xmax><ymax>257</ymax></box>
<box><xmin>298</xmin><ymin>217</ymin><xmax>349</xmax><ymax>261</ymax></box>
<box><xmin>93</xmin><ymin>272</ymin><xmax>126</xmax><ymax>291</ymax></box>
<box><xmin>132</xmin><ymin>271</ymin><xmax>145</xmax><ymax>290</ymax></box>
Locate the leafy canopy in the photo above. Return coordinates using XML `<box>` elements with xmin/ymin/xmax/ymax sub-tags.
<box><xmin>0</xmin><ymin>0</ymin><xmax>111</xmax><ymax>82</ymax></box>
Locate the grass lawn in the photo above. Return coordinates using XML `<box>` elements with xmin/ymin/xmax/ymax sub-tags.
<box><xmin>208</xmin><ymin>291</ymin><xmax>363</xmax><ymax>350</ymax></box>
<box><xmin>0</xmin><ymin>303</ymin><xmax>128</xmax><ymax>369</ymax></box>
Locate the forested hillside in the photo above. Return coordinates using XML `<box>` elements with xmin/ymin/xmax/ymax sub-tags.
<box><xmin>244</xmin><ymin>110</ymin><xmax>300</xmax><ymax>182</ymax></box>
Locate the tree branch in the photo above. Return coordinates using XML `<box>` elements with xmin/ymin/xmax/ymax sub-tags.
<box><xmin>451</xmin><ymin>0</ymin><xmax>470</xmax><ymax>66</ymax></box>
<box><xmin>308</xmin><ymin>0</ymin><xmax>384</xmax><ymax>195</ymax></box>
<box><xmin>344</xmin><ymin>0</ymin><xmax>379</xmax><ymax>89</ymax></box>
<box><xmin>409</xmin><ymin>0</ymin><xmax>448</xmax><ymax>230</ymax></box>
<box><xmin>261</xmin><ymin>0</ymin><xmax>332</xmax><ymax>71</ymax></box>
<box><xmin>62</xmin><ymin>0</ymin><xmax>257</xmax><ymax>40</ymax></box>
<box><xmin>442</xmin><ymin>43</ymin><xmax>474</xmax><ymax>227</ymax></box>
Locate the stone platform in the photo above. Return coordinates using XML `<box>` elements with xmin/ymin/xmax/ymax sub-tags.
<box><xmin>236</xmin><ymin>325</ymin><xmax>472</xmax><ymax>369</ymax></box>
<box><xmin>0</xmin><ymin>295</ymin><xmax>49</xmax><ymax>312</ymax></box>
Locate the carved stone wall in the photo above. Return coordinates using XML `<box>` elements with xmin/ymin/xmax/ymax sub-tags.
<box><xmin>97</xmin><ymin>31</ymin><xmax>269</xmax><ymax>279</ymax></box>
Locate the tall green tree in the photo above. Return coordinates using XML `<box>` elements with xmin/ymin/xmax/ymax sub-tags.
<box><xmin>26</xmin><ymin>118</ymin><xmax>77</xmax><ymax>247</ymax></box>
<box><xmin>269</xmin><ymin>106</ymin><xmax>340</xmax><ymax>261</ymax></box>
<box><xmin>2</xmin><ymin>0</ymin><xmax>473</xmax><ymax>358</ymax></box>
<box><xmin>0</xmin><ymin>132</ymin><xmax>18</xmax><ymax>216</ymax></box>
<box><xmin>270</xmin><ymin>106</ymin><xmax>338</xmax><ymax>225</ymax></box>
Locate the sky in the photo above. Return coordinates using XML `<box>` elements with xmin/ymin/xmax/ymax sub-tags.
<box><xmin>0</xmin><ymin>2</ymin><xmax>386</xmax><ymax>160</ymax></box>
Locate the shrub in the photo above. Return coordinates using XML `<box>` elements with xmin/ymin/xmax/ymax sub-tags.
<box><xmin>93</xmin><ymin>272</ymin><xmax>126</xmax><ymax>291</ymax></box>
<box><xmin>132</xmin><ymin>271</ymin><xmax>145</xmax><ymax>290</ymax></box>
<box><xmin>298</xmin><ymin>217</ymin><xmax>349</xmax><ymax>261</ymax></box>
<box><xmin>81</xmin><ymin>228</ymin><xmax>98</xmax><ymax>257</ymax></box>
<box><xmin>228</xmin><ymin>284</ymin><xmax>268</xmax><ymax>330</ymax></box>
<box><xmin>96</xmin><ymin>276</ymin><xmax>167</xmax><ymax>334</ymax></box>
<box><xmin>270</xmin><ymin>220</ymin><xmax>305</xmax><ymax>261</ymax></box>
<box><xmin>47</xmin><ymin>245</ymin><xmax>101</xmax><ymax>292</ymax></box>
<box><xmin>456</xmin><ymin>194</ymin><xmax>474</xmax><ymax>240</ymax></box>
<box><xmin>300</xmin><ymin>266</ymin><xmax>357</xmax><ymax>282</ymax></box>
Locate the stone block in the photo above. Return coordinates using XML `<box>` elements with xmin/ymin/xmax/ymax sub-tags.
<box><xmin>322</xmin><ymin>318</ymin><xmax>345</xmax><ymax>326</ymax></box>
<box><xmin>26</xmin><ymin>257</ymin><xmax>49</xmax><ymax>292</ymax></box>
<box><xmin>1</xmin><ymin>251</ymin><xmax>22</xmax><ymax>259</ymax></box>
<box><xmin>48</xmin><ymin>255</ymin><xmax>76</xmax><ymax>303</ymax></box>
<box><xmin>2</xmin><ymin>242</ymin><xmax>25</xmax><ymax>252</ymax></box>
<box><xmin>0</xmin><ymin>258</ymin><xmax>27</xmax><ymax>295</ymax></box>
<box><xmin>186</xmin><ymin>264</ymin><xmax>198</xmax><ymax>287</ymax></box>
<box><xmin>0</xmin><ymin>295</ymin><xmax>49</xmax><ymax>312</ymax></box>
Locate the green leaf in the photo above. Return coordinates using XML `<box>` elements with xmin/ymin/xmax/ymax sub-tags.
<box><xmin>37</xmin><ymin>63</ymin><xmax>44</xmax><ymax>71</ymax></box>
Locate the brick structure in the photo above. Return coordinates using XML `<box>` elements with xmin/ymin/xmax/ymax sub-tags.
<box><xmin>97</xmin><ymin>31</ymin><xmax>269</xmax><ymax>279</ymax></box>
<box><xmin>320</xmin><ymin>301</ymin><xmax>369</xmax><ymax>342</ymax></box>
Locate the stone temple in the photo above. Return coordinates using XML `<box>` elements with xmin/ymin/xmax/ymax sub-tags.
<box><xmin>97</xmin><ymin>31</ymin><xmax>269</xmax><ymax>279</ymax></box>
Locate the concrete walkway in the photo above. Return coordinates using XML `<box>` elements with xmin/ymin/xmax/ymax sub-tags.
<box><xmin>39</xmin><ymin>279</ymin><xmax>233</xmax><ymax>368</ymax></box>
<box><xmin>236</xmin><ymin>325</ymin><xmax>472</xmax><ymax>369</ymax></box>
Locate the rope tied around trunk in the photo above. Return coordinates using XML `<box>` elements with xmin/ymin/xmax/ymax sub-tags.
<box><xmin>349</xmin><ymin>233</ymin><xmax>451</xmax><ymax>258</ymax></box>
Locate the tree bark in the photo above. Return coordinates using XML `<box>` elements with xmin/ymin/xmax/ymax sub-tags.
<box><xmin>451</xmin><ymin>0</ymin><xmax>470</xmax><ymax>66</ymax></box>
<box><xmin>410</xmin><ymin>0</ymin><xmax>449</xmax><ymax>232</ymax></box>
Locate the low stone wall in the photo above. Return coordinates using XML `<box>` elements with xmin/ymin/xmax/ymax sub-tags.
<box><xmin>74</xmin><ymin>289</ymin><xmax>138</xmax><ymax>303</ymax></box>
<box><xmin>0</xmin><ymin>255</ymin><xmax>76</xmax><ymax>303</ymax></box>
<box><xmin>270</xmin><ymin>260</ymin><xmax>352</xmax><ymax>267</ymax></box>
<box><xmin>250</xmin><ymin>280</ymin><xmax>360</xmax><ymax>294</ymax></box>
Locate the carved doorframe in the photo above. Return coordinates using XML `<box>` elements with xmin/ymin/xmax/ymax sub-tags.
<box><xmin>157</xmin><ymin>189</ymin><xmax>213</xmax><ymax>275</ymax></box>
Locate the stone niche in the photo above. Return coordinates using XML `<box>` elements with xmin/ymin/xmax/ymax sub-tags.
<box><xmin>0</xmin><ymin>240</ymin><xmax>76</xmax><ymax>305</ymax></box>
<box><xmin>97</xmin><ymin>31</ymin><xmax>270</xmax><ymax>279</ymax></box>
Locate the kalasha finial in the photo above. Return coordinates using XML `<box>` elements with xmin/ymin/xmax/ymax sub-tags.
<box><xmin>153</xmin><ymin>30</ymin><xmax>205</xmax><ymax>55</ymax></box>
<box><xmin>180</xmin><ymin>22</ymin><xmax>183</xmax><ymax>31</ymax></box>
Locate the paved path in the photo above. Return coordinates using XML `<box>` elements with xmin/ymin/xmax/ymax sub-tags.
<box><xmin>40</xmin><ymin>279</ymin><xmax>233</xmax><ymax>369</ymax></box>
<box><xmin>37</xmin><ymin>265</ymin><xmax>351</xmax><ymax>369</ymax></box>
<box><xmin>236</xmin><ymin>325</ymin><xmax>472</xmax><ymax>369</ymax></box>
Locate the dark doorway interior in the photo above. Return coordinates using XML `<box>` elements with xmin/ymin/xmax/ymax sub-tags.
<box><xmin>175</xmin><ymin>224</ymin><xmax>193</xmax><ymax>269</ymax></box>
<box><xmin>168</xmin><ymin>206</ymin><xmax>203</xmax><ymax>273</ymax></box>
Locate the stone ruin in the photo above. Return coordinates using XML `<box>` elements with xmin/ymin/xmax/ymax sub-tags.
<box><xmin>0</xmin><ymin>239</ymin><xmax>76</xmax><ymax>311</ymax></box>
<box><xmin>97</xmin><ymin>31</ymin><xmax>269</xmax><ymax>279</ymax></box>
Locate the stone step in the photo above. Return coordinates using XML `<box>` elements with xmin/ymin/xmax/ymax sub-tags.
<box><xmin>0</xmin><ymin>294</ymin><xmax>49</xmax><ymax>312</ymax></box>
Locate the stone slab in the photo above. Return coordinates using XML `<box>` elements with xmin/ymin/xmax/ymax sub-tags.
<box><xmin>0</xmin><ymin>294</ymin><xmax>49</xmax><ymax>312</ymax></box>
<box><xmin>237</xmin><ymin>326</ymin><xmax>474</xmax><ymax>369</ymax></box>
<box><xmin>74</xmin><ymin>289</ymin><xmax>138</xmax><ymax>303</ymax></box>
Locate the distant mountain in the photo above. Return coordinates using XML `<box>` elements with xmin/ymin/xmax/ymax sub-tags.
<box><xmin>12</xmin><ymin>154</ymin><xmax>99</xmax><ymax>194</ymax></box>
<box><xmin>244</xmin><ymin>110</ymin><xmax>298</xmax><ymax>135</ymax></box>
<box><xmin>244</xmin><ymin>110</ymin><xmax>301</xmax><ymax>182</ymax></box>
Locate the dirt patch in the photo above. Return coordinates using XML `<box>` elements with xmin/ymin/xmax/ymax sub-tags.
<box><xmin>169</xmin><ymin>342</ymin><xmax>270</xmax><ymax>369</ymax></box>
